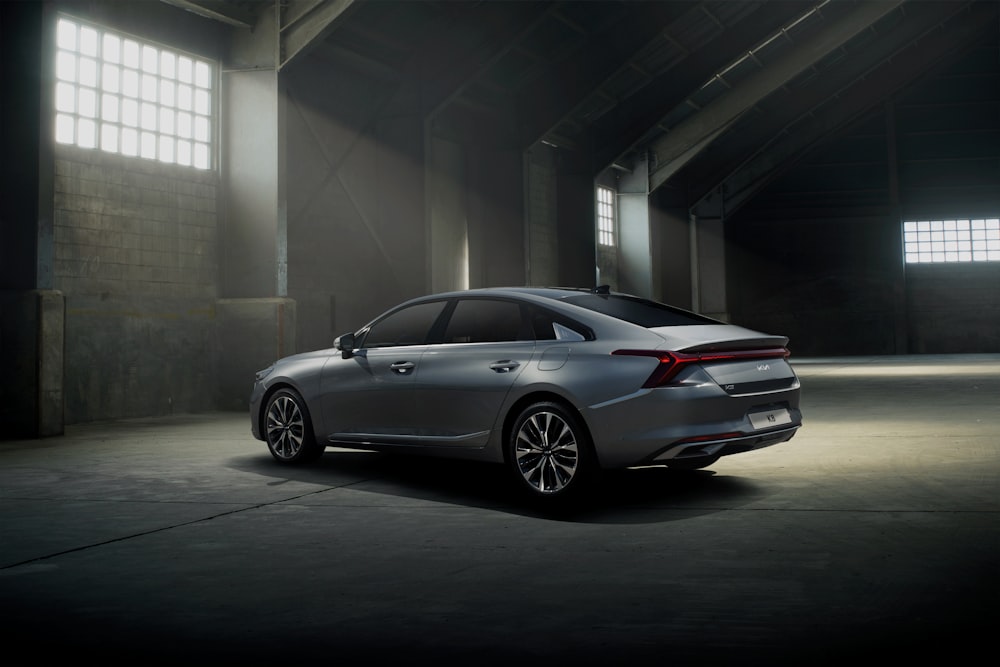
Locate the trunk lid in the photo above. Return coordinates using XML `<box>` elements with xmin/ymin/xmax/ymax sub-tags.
<box><xmin>650</xmin><ymin>325</ymin><xmax>796</xmax><ymax>395</ymax></box>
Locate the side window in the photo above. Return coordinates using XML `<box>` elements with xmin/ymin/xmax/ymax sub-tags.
<box><xmin>363</xmin><ymin>301</ymin><xmax>447</xmax><ymax>349</ymax></box>
<box><xmin>530</xmin><ymin>308</ymin><xmax>590</xmax><ymax>342</ymax></box>
<box><xmin>442</xmin><ymin>300</ymin><xmax>526</xmax><ymax>344</ymax></box>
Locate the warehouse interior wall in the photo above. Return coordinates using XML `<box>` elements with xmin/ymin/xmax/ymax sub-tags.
<box><xmin>726</xmin><ymin>35</ymin><xmax>999</xmax><ymax>355</ymax></box>
<box><xmin>4</xmin><ymin>1</ymin><xmax>998</xmax><ymax>434</ymax></box>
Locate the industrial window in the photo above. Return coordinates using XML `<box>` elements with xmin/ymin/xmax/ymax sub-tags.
<box><xmin>597</xmin><ymin>186</ymin><xmax>616</xmax><ymax>247</ymax></box>
<box><xmin>903</xmin><ymin>219</ymin><xmax>1000</xmax><ymax>264</ymax></box>
<box><xmin>54</xmin><ymin>17</ymin><xmax>214</xmax><ymax>169</ymax></box>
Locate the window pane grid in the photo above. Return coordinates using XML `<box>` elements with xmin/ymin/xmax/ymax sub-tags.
<box><xmin>54</xmin><ymin>16</ymin><xmax>214</xmax><ymax>170</ymax></box>
<box><xmin>904</xmin><ymin>219</ymin><xmax>1000</xmax><ymax>263</ymax></box>
<box><xmin>597</xmin><ymin>186</ymin><xmax>616</xmax><ymax>247</ymax></box>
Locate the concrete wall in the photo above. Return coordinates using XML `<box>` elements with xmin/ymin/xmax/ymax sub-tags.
<box><xmin>283</xmin><ymin>44</ymin><xmax>532</xmax><ymax>351</ymax></box>
<box><xmin>217</xmin><ymin>298</ymin><xmax>295</xmax><ymax>410</ymax></box>
<box><xmin>282</xmin><ymin>57</ymin><xmax>427</xmax><ymax>350</ymax></box>
<box><xmin>726</xmin><ymin>214</ymin><xmax>901</xmax><ymax>355</ymax></box>
<box><xmin>53</xmin><ymin>147</ymin><xmax>219</xmax><ymax>421</ymax></box>
<box><xmin>906</xmin><ymin>264</ymin><xmax>1000</xmax><ymax>353</ymax></box>
<box><xmin>2</xmin><ymin>1</ymin><xmax>226</xmax><ymax>429</ymax></box>
<box><xmin>725</xmin><ymin>36</ymin><xmax>998</xmax><ymax>355</ymax></box>
<box><xmin>727</xmin><ymin>212</ymin><xmax>1000</xmax><ymax>355</ymax></box>
<box><xmin>466</xmin><ymin>144</ymin><xmax>525</xmax><ymax>290</ymax></box>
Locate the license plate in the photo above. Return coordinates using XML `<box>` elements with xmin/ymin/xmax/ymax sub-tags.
<box><xmin>749</xmin><ymin>407</ymin><xmax>792</xmax><ymax>430</ymax></box>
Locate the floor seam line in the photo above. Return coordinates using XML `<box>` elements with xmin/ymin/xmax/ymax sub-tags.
<box><xmin>0</xmin><ymin>480</ymin><xmax>374</xmax><ymax>571</ymax></box>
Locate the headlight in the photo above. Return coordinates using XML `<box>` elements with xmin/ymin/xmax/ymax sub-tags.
<box><xmin>254</xmin><ymin>365</ymin><xmax>275</xmax><ymax>382</ymax></box>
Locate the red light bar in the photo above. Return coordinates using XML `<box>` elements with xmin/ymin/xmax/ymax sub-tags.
<box><xmin>611</xmin><ymin>347</ymin><xmax>789</xmax><ymax>388</ymax></box>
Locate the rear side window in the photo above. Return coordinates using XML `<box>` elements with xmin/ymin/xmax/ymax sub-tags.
<box><xmin>442</xmin><ymin>299</ymin><xmax>527</xmax><ymax>343</ymax></box>
<box><xmin>529</xmin><ymin>308</ymin><xmax>592</xmax><ymax>341</ymax></box>
<box><xmin>363</xmin><ymin>301</ymin><xmax>447</xmax><ymax>348</ymax></box>
<box><xmin>562</xmin><ymin>294</ymin><xmax>718</xmax><ymax>328</ymax></box>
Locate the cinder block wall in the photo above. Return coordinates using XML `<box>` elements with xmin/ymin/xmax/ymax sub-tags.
<box><xmin>54</xmin><ymin>145</ymin><xmax>219</xmax><ymax>422</ymax></box>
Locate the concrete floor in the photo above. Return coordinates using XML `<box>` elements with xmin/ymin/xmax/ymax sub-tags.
<box><xmin>1</xmin><ymin>356</ymin><xmax>998</xmax><ymax>665</ymax></box>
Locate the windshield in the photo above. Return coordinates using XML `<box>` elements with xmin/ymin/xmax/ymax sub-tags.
<box><xmin>562</xmin><ymin>294</ymin><xmax>720</xmax><ymax>328</ymax></box>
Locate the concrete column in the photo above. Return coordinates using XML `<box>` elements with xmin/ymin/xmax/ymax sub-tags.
<box><xmin>690</xmin><ymin>215</ymin><xmax>729</xmax><ymax>321</ymax></box>
<box><xmin>523</xmin><ymin>146</ymin><xmax>559</xmax><ymax>287</ymax></box>
<box><xmin>886</xmin><ymin>101</ymin><xmax>909</xmax><ymax>353</ymax></box>
<box><xmin>217</xmin><ymin>9</ymin><xmax>296</xmax><ymax>405</ymax></box>
<box><xmin>650</xmin><ymin>201</ymin><xmax>692</xmax><ymax>308</ymax></box>
<box><xmin>0</xmin><ymin>291</ymin><xmax>65</xmax><ymax>438</ymax></box>
<box><xmin>0</xmin><ymin>3</ymin><xmax>64</xmax><ymax>438</ymax></box>
<box><xmin>222</xmin><ymin>8</ymin><xmax>285</xmax><ymax>299</ymax></box>
<box><xmin>427</xmin><ymin>135</ymin><xmax>469</xmax><ymax>293</ymax></box>
<box><xmin>617</xmin><ymin>156</ymin><xmax>653</xmax><ymax>298</ymax></box>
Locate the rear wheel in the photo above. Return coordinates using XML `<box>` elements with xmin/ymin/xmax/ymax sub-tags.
<box><xmin>264</xmin><ymin>388</ymin><xmax>322</xmax><ymax>464</ymax></box>
<box><xmin>506</xmin><ymin>401</ymin><xmax>595</xmax><ymax>501</ymax></box>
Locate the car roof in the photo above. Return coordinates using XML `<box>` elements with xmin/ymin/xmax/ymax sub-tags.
<box><xmin>425</xmin><ymin>286</ymin><xmax>597</xmax><ymax>301</ymax></box>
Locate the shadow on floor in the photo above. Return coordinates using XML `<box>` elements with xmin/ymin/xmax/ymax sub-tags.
<box><xmin>228</xmin><ymin>448</ymin><xmax>770</xmax><ymax>524</ymax></box>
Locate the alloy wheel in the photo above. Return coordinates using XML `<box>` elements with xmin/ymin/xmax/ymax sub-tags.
<box><xmin>514</xmin><ymin>410</ymin><xmax>579</xmax><ymax>494</ymax></box>
<box><xmin>266</xmin><ymin>394</ymin><xmax>305</xmax><ymax>460</ymax></box>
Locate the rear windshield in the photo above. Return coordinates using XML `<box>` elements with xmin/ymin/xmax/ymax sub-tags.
<box><xmin>562</xmin><ymin>294</ymin><xmax>719</xmax><ymax>328</ymax></box>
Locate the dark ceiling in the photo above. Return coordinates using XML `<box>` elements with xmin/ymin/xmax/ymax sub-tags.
<box><xmin>164</xmin><ymin>0</ymin><xmax>999</xmax><ymax>218</ymax></box>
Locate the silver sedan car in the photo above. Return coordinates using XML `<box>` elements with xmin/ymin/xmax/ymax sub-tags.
<box><xmin>250</xmin><ymin>287</ymin><xmax>801</xmax><ymax>501</ymax></box>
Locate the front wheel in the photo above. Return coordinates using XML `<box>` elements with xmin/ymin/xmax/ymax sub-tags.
<box><xmin>264</xmin><ymin>388</ymin><xmax>322</xmax><ymax>464</ymax></box>
<box><xmin>506</xmin><ymin>401</ymin><xmax>596</xmax><ymax>501</ymax></box>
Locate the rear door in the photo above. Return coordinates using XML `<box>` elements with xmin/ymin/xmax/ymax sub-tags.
<box><xmin>413</xmin><ymin>298</ymin><xmax>534</xmax><ymax>448</ymax></box>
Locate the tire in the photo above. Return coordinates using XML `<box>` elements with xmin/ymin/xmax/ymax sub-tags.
<box><xmin>506</xmin><ymin>401</ymin><xmax>596</xmax><ymax>501</ymax></box>
<box><xmin>263</xmin><ymin>388</ymin><xmax>322</xmax><ymax>464</ymax></box>
<box><xmin>664</xmin><ymin>454</ymin><xmax>720</xmax><ymax>471</ymax></box>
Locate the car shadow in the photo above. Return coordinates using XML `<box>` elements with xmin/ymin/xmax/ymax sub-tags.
<box><xmin>229</xmin><ymin>449</ymin><xmax>769</xmax><ymax>524</ymax></box>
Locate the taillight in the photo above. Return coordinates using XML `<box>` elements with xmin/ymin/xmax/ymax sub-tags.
<box><xmin>612</xmin><ymin>347</ymin><xmax>789</xmax><ymax>388</ymax></box>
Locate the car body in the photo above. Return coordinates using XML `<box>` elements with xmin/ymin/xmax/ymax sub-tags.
<box><xmin>250</xmin><ymin>287</ymin><xmax>802</xmax><ymax>500</ymax></box>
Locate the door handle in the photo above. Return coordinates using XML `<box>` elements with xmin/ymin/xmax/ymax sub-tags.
<box><xmin>489</xmin><ymin>360</ymin><xmax>520</xmax><ymax>373</ymax></box>
<box><xmin>390</xmin><ymin>361</ymin><xmax>415</xmax><ymax>374</ymax></box>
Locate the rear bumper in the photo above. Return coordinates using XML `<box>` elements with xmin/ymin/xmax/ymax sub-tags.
<box><xmin>583</xmin><ymin>380</ymin><xmax>802</xmax><ymax>468</ymax></box>
<box><xmin>646</xmin><ymin>424</ymin><xmax>799</xmax><ymax>464</ymax></box>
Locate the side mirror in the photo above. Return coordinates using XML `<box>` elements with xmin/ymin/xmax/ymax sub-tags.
<box><xmin>334</xmin><ymin>333</ymin><xmax>356</xmax><ymax>359</ymax></box>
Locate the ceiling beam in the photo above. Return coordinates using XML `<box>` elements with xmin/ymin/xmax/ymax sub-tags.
<box><xmin>694</xmin><ymin>0</ymin><xmax>995</xmax><ymax>220</ymax></box>
<box><xmin>422</xmin><ymin>2</ymin><xmax>557</xmax><ymax>119</ymax></box>
<box><xmin>280</xmin><ymin>0</ymin><xmax>359</xmax><ymax>71</ymax></box>
<box><xmin>593</xmin><ymin>1</ymin><xmax>810</xmax><ymax>175</ymax></box>
<box><xmin>160</xmin><ymin>0</ymin><xmax>257</xmax><ymax>28</ymax></box>
<box><xmin>514</xmin><ymin>1</ymin><xmax>693</xmax><ymax>150</ymax></box>
<box><xmin>648</xmin><ymin>0</ymin><xmax>905</xmax><ymax>194</ymax></box>
<box><xmin>685</xmin><ymin>0</ymin><xmax>968</xmax><ymax>207</ymax></box>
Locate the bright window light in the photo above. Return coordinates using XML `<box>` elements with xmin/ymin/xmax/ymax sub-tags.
<box><xmin>596</xmin><ymin>186</ymin><xmax>616</xmax><ymax>247</ymax></box>
<box><xmin>904</xmin><ymin>219</ymin><xmax>1000</xmax><ymax>263</ymax></box>
<box><xmin>54</xmin><ymin>16</ymin><xmax>214</xmax><ymax>169</ymax></box>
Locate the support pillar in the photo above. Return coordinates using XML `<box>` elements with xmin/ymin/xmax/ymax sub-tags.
<box><xmin>1</xmin><ymin>2</ymin><xmax>64</xmax><ymax>438</ymax></box>
<box><xmin>689</xmin><ymin>187</ymin><xmax>729</xmax><ymax>320</ymax></box>
<box><xmin>217</xmin><ymin>8</ymin><xmax>296</xmax><ymax>407</ymax></box>
<box><xmin>617</xmin><ymin>156</ymin><xmax>653</xmax><ymax>298</ymax></box>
